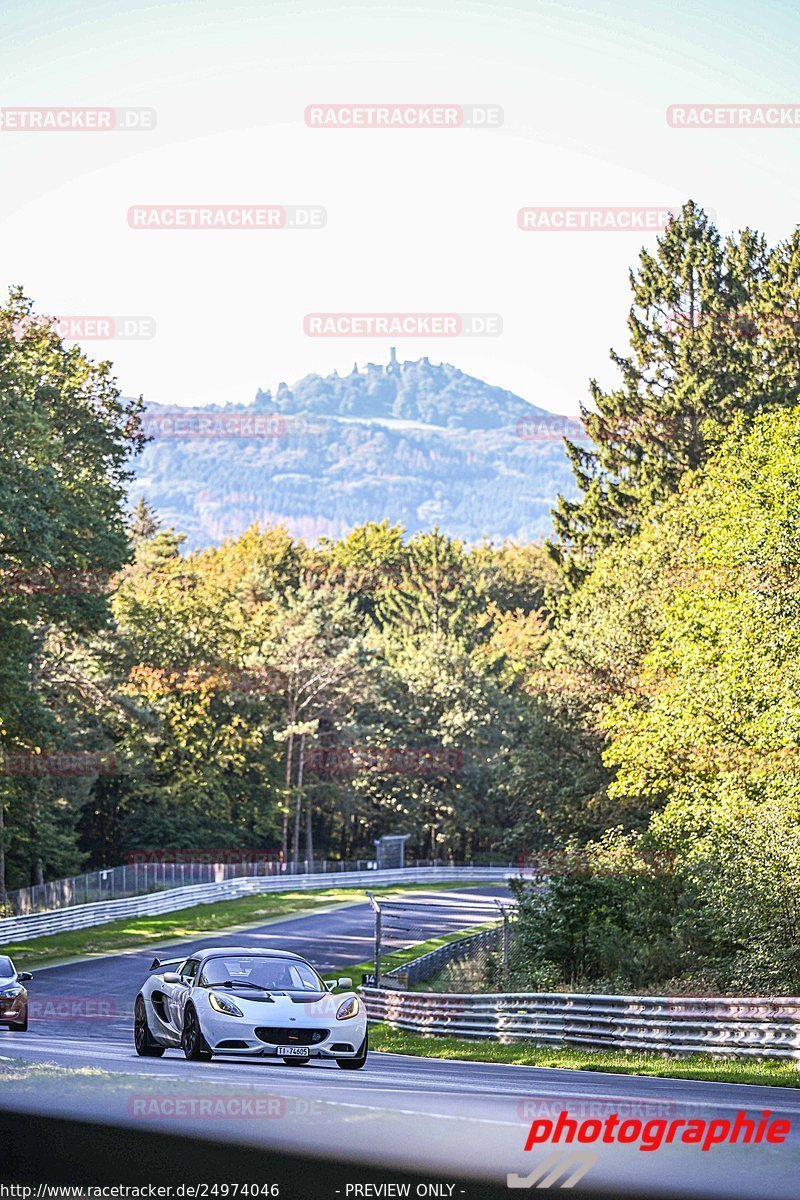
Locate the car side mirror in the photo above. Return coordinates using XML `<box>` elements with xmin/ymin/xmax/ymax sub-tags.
<box><xmin>162</xmin><ymin>972</ymin><xmax>181</xmax><ymax>983</ymax></box>
<box><xmin>17</xmin><ymin>972</ymin><xmax>32</xmax><ymax>982</ymax></box>
<box><xmin>337</xmin><ymin>977</ymin><xmax>353</xmax><ymax>989</ymax></box>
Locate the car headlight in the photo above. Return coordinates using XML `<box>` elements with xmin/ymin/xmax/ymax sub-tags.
<box><xmin>336</xmin><ymin>995</ymin><xmax>360</xmax><ymax>1020</ymax></box>
<box><xmin>209</xmin><ymin>992</ymin><xmax>243</xmax><ymax>1017</ymax></box>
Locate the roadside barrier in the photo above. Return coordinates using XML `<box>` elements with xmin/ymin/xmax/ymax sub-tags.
<box><xmin>0</xmin><ymin>866</ymin><xmax>523</xmax><ymax>945</ymax></box>
<box><xmin>360</xmin><ymin>987</ymin><xmax>800</xmax><ymax>1061</ymax></box>
<box><xmin>5</xmin><ymin>857</ymin><xmax>391</xmax><ymax>916</ymax></box>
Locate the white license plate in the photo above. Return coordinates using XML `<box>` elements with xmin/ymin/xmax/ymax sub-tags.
<box><xmin>277</xmin><ymin>1045</ymin><xmax>309</xmax><ymax>1057</ymax></box>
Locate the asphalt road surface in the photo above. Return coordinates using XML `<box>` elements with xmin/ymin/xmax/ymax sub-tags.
<box><xmin>1</xmin><ymin>885</ymin><xmax>798</xmax><ymax>1199</ymax></box>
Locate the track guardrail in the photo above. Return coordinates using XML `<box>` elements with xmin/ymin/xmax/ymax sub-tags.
<box><xmin>0</xmin><ymin>866</ymin><xmax>523</xmax><ymax>945</ymax></box>
<box><xmin>4</xmin><ymin>857</ymin><xmax>398</xmax><ymax>916</ymax></box>
<box><xmin>360</xmin><ymin>987</ymin><xmax>800</xmax><ymax>1060</ymax></box>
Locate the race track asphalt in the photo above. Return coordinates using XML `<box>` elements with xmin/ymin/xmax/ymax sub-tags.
<box><xmin>1</xmin><ymin>885</ymin><xmax>798</xmax><ymax>1200</ymax></box>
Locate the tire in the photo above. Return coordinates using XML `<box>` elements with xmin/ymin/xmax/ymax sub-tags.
<box><xmin>9</xmin><ymin>1013</ymin><xmax>27</xmax><ymax>1032</ymax></box>
<box><xmin>134</xmin><ymin>996</ymin><xmax>165</xmax><ymax>1057</ymax></box>
<box><xmin>282</xmin><ymin>1055</ymin><xmax>311</xmax><ymax>1066</ymax></box>
<box><xmin>182</xmin><ymin>1004</ymin><xmax>213</xmax><ymax>1062</ymax></box>
<box><xmin>336</xmin><ymin>1031</ymin><xmax>368</xmax><ymax>1070</ymax></box>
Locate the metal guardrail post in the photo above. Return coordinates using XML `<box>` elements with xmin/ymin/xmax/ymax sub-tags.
<box><xmin>494</xmin><ymin>898</ymin><xmax>512</xmax><ymax>986</ymax></box>
<box><xmin>367</xmin><ymin>891</ymin><xmax>382</xmax><ymax>987</ymax></box>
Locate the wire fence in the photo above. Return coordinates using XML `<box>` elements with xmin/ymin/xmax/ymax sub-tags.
<box><xmin>363</xmin><ymin>893</ymin><xmax>520</xmax><ymax>989</ymax></box>
<box><xmin>383</xmin><ymin>918</ymin><xmax>524</xmax><ymax>991</ymax></box>
<box><xmin>3</xmin><ymin>857</ymin><xmax>451</xmax><ymax>917</ymax></box>
<box><xmin>0</xmin><ymin>867</ymin><xmax>528</xmax><ymax>944</ymax></box>
<box><xmin>384</xmin><ymin>924</ymin><xmax>503</xmax><ymax>987</ymax></box>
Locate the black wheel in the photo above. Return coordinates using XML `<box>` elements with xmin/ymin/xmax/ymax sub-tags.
<box><xmin>336</xmin><ymin>1031</ymin><xmax>368</xmax><ymax>1070</ymax></box>
<box><xmin>182</xmin><ymin>1004</ymin><xmax>212</xmax><ymax>1062</ymax></box>
<box><xmin>9</xmin><ymin>1013</ymin><xmax>27</xmax><ymax>1032</ymax></box>
<box><xmin>134</xmin><ymin>996</ymin><xmax>165</xmax><ymax>1057</ymax></box>
<box><xmin>282</xmin><ymin>1055</ymin><xmax>311</xmax><ymax>1066</ymax></box>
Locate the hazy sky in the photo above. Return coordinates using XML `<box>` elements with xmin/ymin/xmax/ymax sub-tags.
<box><xmin>2</xmin><ymin>0</ymin><xmax>800</xmax><ymax>415</ymax></box>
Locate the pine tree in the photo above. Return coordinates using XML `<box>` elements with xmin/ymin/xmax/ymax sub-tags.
<box><xmin>377</xmin><ymin>527</ymin><xmax>476</xmax><ymax>640</ymax></box>
<box><xmin>549</xmin><ymin>201</ymin><xmax>779</xmax><ymax>586</ymax></box>
<box><xmin>129</xmin><ymin>498</ymin><xmax>160</xmax><ymax>545</ymax></box>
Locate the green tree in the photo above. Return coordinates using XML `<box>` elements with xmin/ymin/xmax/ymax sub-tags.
<box><xmin>129</xmin><ymin>498</ymin><xmax>160</xmax><ymax>545</ymax></box>
<box><xmin>377</xmin><ymin>527</ymin><xmax>479</xmax><ymax>640</ymax></box>
<box><xmin>549</xmin><ymin>201</ymin><xmax>799</xmax><ymax>585</ymax></box>
<box><xmin>0</xmin><ymin>288</ymin><xmax>142</xmax><ymax>890</ymax></box>
<box><xmin>264</xmin><ymin>588</ymin><xmax>373</xmax><ymax>862</ymax></box>
<box><xmin>550</xmin><ymin>408</ymin><xmax>800</xmax><ymax>991</ymax></box>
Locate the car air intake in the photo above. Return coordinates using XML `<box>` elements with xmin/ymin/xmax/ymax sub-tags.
<box><xmin>330</xmin><ymin>1043</ymin><xmax>354</xmax><ymax>1053</ymax></box>
<box><xmin>254</xmin><ymin>1027</ymin><xmax>328</xmax><ymax>1046</ymax></box>
<box><xmin>215</xmin><ymin>1040</ymin><xmax>249</xmax><ymax>1049</ymax></box>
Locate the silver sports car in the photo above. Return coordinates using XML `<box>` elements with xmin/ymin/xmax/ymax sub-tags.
<box><xmin>134</xmin><ymin>945</ymin><xmax>368</xmax><ymax>1068</ymax></box>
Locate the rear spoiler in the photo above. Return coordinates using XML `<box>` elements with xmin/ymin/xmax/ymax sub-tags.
<box><xmin>149</xmin><ymin>956</ymin><xmax>184</xmax><ymax>970</ymax></box>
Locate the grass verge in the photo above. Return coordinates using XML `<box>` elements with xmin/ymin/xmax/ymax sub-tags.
<box><xmin>6</xmin><ymin>880</ymin><xmax>489</xmax><ymax>970</ymax></box>
<box><xmin>369</xmin><ymin>1024</ymin><xmax>800</xmax><ymax>1087</ymax></box>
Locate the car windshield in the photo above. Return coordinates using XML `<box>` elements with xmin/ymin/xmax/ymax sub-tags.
<box><xmin>199</xmin><ymin>955</ymin><xmax>323</xmax><ymax>992</ymax></box>
<box><xmin>0</xmin><ymin>956</ymin><xmax>15</xmax><ymax>981</ymax></box>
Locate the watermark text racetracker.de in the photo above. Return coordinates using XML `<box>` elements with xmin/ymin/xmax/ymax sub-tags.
<box><xmin>125</xmin><ymin>663</ymin><xmax>283</xmax><ymax>697</ymax></box>
<box><xmin>128</xmin><ymin>206</ymin><xmax>325</xmax><ymax>230</ymax></box>
<box><xmin>0</xmin><ymin>106</ymin><xmax>155</xmax><ymax>131</ymax></box>
<box><xmin>127</xmin><ymin>848</ymin><xmax>282</xmax><ymax>865</ymax></box>
<box><xmin>305</xmin><ymin>103</ymin><xmax>503</xmax><ymax>128</ymax></box>
<box><xmin>667</xmin><ymin>104</ymin><xmax>800</xmax><ymax>128</ymax></box>
<box><xmin>304</xmin><ymin>744</ymin><xmax>464</xmax><ymax>776</ymax></box>
<box><xmin>517</xmin><ymin>1097</ymin><xmax>709</xmax><ymax>1124</ymax></box>
<box><xmin>0</xmin><ymin>566</ymin><xmax>113</xmax><ymax>595</ymax></box>
<box><xmin>12</xmin><ymin>315</ymin><xmax>155</xmax><ymax>340</ymax></box>
<box><xmin>516</xmin><ymin>848</ymin><xmax>675</xmax><ymax>877</ymax></box>
<box><xmin>303</xmin><ymin>561</ymin><xmax>465</xmax><ymax>592</ymax></box>
<box><xmin>128</xmin><ymin>1094</ymin><xmax>322</xmax><ymax>1120</ymax></box>
<box><xmin>516</xmin><ymin>417</ymin><xmax>587</xmax><ymax>442</ymax></box>
<box><xmin>304</xmin><ymin>313</ymin><xmax>502</xmax><ymax>337</ymax></box>
<box><xmin>518</xmin><ymin>207</ymin><xmax>675</xmax><ymax>232</ymax></box>
<box><xmin>26</xmin><ymin>997</ymin><xmax>116</xmax><ymax>1021</ymax></box>
<box><xmin>0</xmin><ymin>750</ymin><xmax>116</xmax><ymax>778</ymax></box>
<box><xmin>0</xmin><ymin>1190</ymin><xmax>276</xmax><ymax>1199</ymax></box>
<box><xmin>140</xmin><ymin>412</ymin><xmax>286</xmax><ymax>439</ymax></box>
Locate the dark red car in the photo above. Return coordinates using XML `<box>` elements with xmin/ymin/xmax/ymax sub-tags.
<box><xmin>0</xmin><ymin>954</ymin><xmax>32</xmax><ymax>1031</ymax></box>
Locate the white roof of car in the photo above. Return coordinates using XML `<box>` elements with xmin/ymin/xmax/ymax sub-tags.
<box><xmin>194</xmin><ymin>946</ymin><xmax>305</xmax><ymax>960</ymax></box>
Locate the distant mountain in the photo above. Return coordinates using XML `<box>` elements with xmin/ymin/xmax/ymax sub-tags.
<box><xmin>131</xmin><ymin>351</ymin><xmax>584</xmax><ymax>550</ymax></box>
